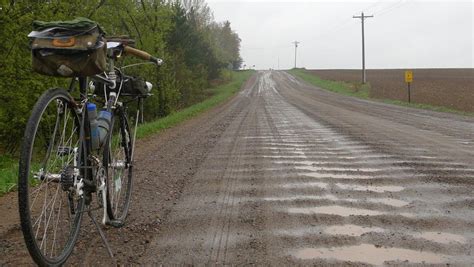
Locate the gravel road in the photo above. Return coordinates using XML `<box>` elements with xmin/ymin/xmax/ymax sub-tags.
<box><xmin>1</xmin><ymin>70</ymin><xmax>474</xmax><ymax>265</ymax></box>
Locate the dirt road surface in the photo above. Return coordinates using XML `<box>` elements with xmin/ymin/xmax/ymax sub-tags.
<box><xmin>1</xmin><ymin>71</ymin><xmax>474</xmax><ymax>265</ymax></box>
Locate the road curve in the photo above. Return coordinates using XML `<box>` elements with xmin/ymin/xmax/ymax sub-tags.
<box><xmin>1</xmin><ymin>70</ymin><xmax>474</xmax><ymax>265</ymax></box>
<box><xmin>140</xmin><ymin>71</ymin><xmax>474</xmax><ymax>265</ymax></box>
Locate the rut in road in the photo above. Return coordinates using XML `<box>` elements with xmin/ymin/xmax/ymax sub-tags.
<box><xmin>142</xmin><ymin>71</ymin><xmax>474</xmax><ymax>265</ymax></box>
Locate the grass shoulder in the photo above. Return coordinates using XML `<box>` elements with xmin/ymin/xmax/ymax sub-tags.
<box><xmin>0</xmin><ymin>155</ymin><xmax>18</xmax><ymax>196</ymax></box>
<box><xmin>288</xmin><ymin>68</ymin><xmax>370</xmax><ymax>99</ymax></box>
<box><xmin>288</xmin><ymin>68</ymin><xmax>473</xmax><ymax>116</ymax></box>
<box><xmin>137</xmin><ymin>70</ymin><xmax>255</xmax><ymax>139</ymax></box>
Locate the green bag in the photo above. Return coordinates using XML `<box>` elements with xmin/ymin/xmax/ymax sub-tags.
<box><xmin>29</xmin><ymin>17</ymin><xmax>107</xmax><ymax>77</ymax></box>
<box><xmin>32</xmin><ymin>17</ymin><xmax>103</xmax><ymax>32</ymax></box>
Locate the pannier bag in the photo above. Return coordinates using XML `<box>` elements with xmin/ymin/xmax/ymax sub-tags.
<box><xmin>93</xmin><ymin>76</ymin><xmax>152</xmax><ymax>98</ymax></box>
<box><xmin>28</xmin><ymin>17</ymin><xmax>107</xmax><ymax>77</ymax></box>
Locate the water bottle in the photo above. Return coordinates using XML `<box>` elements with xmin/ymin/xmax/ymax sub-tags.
<box><xmin>87</xmin><ymin>103</ymin><xmax>100</xmax><ymax>150</ymax></box>
<box><xmin>97</xmin><ymin>110</ymin><xmax>112</xmax><ymax>147</ymax></box>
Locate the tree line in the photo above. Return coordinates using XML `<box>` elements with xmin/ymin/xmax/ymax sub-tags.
<box><xmin>0</xmin><ymin>0</ymin><xmax>242</xmax><ymax>153</ymax></box>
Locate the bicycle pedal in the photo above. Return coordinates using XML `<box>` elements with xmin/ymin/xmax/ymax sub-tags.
<box><xmin>106</xmin><ymin>219</ymin><xmax>124</xmax><ymax>228</ymax></box>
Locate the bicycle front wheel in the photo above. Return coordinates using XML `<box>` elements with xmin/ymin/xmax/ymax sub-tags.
<box><xmin>104</xmin><ymin>106</ymin><xmax>133</xmax><ymax>223</ymax></box>
<box><xmin>18</xmin><ymin>88</ymin><xmax>85</xmax><ymax>266</ymax></box>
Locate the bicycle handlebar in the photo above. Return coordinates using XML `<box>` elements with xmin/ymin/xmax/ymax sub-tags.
<box><xmin>123</xmin><ymin>46</ymin><xmax>163</xmax><ymax>66</ymax></box>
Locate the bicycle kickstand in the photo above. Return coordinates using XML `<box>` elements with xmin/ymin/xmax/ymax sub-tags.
<box><xmin>87</xmin><ymin>210</ymin><xmax>115</xmax><ymax>259</ymax></box>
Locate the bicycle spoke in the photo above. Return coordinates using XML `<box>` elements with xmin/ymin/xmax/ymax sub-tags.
<box><xmin>39</xmin><ymin>183</ymin><xmax>60</xmax><ymax>251</ymax></box>
<box><xmin>51</xmin><ymin>193</ymin><xmax>63</xmax><ymax>257</ymax></box>
<box><xmin>41</xmin><ymin>104</ymin><xmax>61</xmax><ymax>170</ymax></box>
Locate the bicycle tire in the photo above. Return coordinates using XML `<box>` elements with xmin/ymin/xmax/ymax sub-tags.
<box><xmin>18</xmin><ymin>88</ymin><xmax>85</xmax><ymax>266</ymax></box>
<box><xmin>104</xmin><ymin>106</ymin><xmax>133</xmax><ymax>223</ymax></box>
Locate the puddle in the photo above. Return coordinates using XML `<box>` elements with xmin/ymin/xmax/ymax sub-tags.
<box><xmin>287</xmin><ymin>205</ymin><xmax>384</xmax><ymax>216</ymax></box>
<box><xmin>280</xmin><ymin>182</ymin><xmax>328</xmax><ymax>189</ymax></box>
<box><xmin>295</xmin><ymin>166</ymin><xmax>382</xmax><ymax>173</ymax></box>
<box><xmin>276</xmin><ymin>140</ymin><xmax>310</xmax><ymax>144</ymax></box>
<box><xmin>301</xmin><ymin>172</ymin><xmax>372</xmax><ymax>179</ymax></box>
<box><xmin>297</xmin><ymin>160</ymin><xmax>316</xmax><ymax>165</ymax></box>
<box><xmin>306</xmin><ymin>151</ymin><xmax>355</xmax><ymax>155</ymax></box>
<box><xmin>270</xmin><ymin>186</ymin><xmax>407</xmax><ymax>207</ymax></box>
<box><xmin>429</xmin><ymin>167</ymin><xmax>474</xmax><ymax>172</ymax></box>
<box><xmin>298</xmin><ymin>161</ymin><xmax>396</xmax><ymax>168</ymax></box>
<box><xmin>277</xmin><ymin>224</ymin><xmax>384</xmax><ymax>237</ymax></box>
<box><xmin>316</xmin><ymin>226</ymin><xmax>466</xmax><ymax>245</ymax></box>
<box><xmin>293</xmin><ymin>244</ymin><xmax>448</xmax><ymax>265</ymax></box>
<box><xmin>263</xmin><ymin>155</ymin><xmax>307</xmax><ymax>159</ymax></box>
<box><xmin>415</xmin><ymin>231</ymin><xmax>467</xmax><ymax>244</ymax></box>
<box><xmin>263</xmin><ymin>194</ymin><xmax>338</xmax><ymax>202</ymax></box>
<box><xmin>266</xmin><ymin>194</ymin><xmax>404</xmax><ymax>206</ymax></box>
<box><xmin>323</xmin><ymin>224</ymin><xmax>384</xmax><ymax>236</ymax></box>
<box><xmin>336</xmin><ymin>183</ymin><xmax>404</xmax><ymax>193</ymax></box>
<box><xmin>262</xmin><ymin>147</ymin><xmax>308</xmax><ymax>151</ymax></box>
<box><xmin>399</xmin><ymin>212</ymin><xmax>416</xmax><ymax>218</ymax></box>
<box><xmin>273</xmin><ymin>160</ymin><xmax>305</xmax><ymax>165</ymax></box>
<box><xmin>412</xmin><ymin>155</ymin><xmax>438</xmax><ymax>159</ymax></box>
<box><xmin>304</xmin><ymin>155</ymin><xmax>394</xmax><ymax>161</ymax></box>
<box><xmin>259</xmin><ymin>143</ymin><xmax>312</xmax><ymax>147</ymax></box>
<box><xmin>292</xmin><ymin>151</ymin><xmax>306</xmax><ymax>155</ymax></box>
<box><xmin>366</xmin><ymin>198</ymin><xmax>409</xmax><ymax>207</ymax></box>
<box><xmin>322</xmin><ymin>146</ymin><xmax>368</xmax><ymax>151</ymax></box>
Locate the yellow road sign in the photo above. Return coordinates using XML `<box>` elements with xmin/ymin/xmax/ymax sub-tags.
<box><xmin>405</xmin><ymin>70</ymin><xmax>413</xmax><ymax>83</ymax></box>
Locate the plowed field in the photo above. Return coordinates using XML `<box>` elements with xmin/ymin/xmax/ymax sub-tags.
<box><xmin>306</xmin><ymin>69</ymin><xmax>474</xmax><ymax>112</ymax></box>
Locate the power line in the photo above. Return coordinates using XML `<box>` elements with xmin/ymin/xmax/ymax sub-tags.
<box><xmin>242</xmin><ymin>44</ymin><xmax>292</xmax><ymax>51</ymax></box>
<box><xmin>353</xmin><ymin>12</ymin><xmax>374</xmax><ymax>84</ymax></box>
<box><xmin>360</xmin><ymin>0</ymin><xmax>384</xmax><ymax>14</ymax></box>
<box><xmin>372</xmin><ymin>0</ymin><xmax>404</xmax><ymax>15</ymax></box>
<box><xmin>308</xmin><ymin>1</ymin><xmax>383</xmax><ymax>42</ymax></box>
<box><xmin>376</xmin><ymin>1</ymin><xmax>408</xmax><ymax>16</ymax></box>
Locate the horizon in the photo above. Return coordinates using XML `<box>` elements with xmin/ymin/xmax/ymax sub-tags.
<box><xmin>252</xmin><ymin>67</ymin><xmax>474</xmax><ymax>70</ymax></box>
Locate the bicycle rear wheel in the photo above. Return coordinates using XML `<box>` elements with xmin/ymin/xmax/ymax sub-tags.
<box><xmin>104</xmin><ymin>106</ymin><xmax>133</xmax><ymax>224</ymax></box>
<box><xmin>18</xmin><ymin>88</ymin><xmax>85</xmax><ymax>266</ymax></box>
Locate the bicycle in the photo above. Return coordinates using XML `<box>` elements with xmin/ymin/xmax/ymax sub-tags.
<box><xmin>18</xmin><ymin>18</ymin><xmax>162</xmax><ymax>266</ymax></box>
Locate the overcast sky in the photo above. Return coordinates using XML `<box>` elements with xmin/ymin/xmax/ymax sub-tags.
<box><xmin>207</xmin><ymin>0</ymin><xmax>473</xmax><ymax>70</ymax></box>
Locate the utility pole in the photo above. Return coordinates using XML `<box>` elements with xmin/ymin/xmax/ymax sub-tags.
<box><xmin>292</xmin><ymin>41</ymin><xmax>300</xmax><ymax>69</ymax></box>
<box><xmin>353</xmin><ymin>12</ymin><xmax>373</xmax><ymax>84</ymax></box>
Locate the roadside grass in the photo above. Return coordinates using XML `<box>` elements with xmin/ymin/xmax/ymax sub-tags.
<box><xmin>0</xmin><ymin>70</ymin><xmax>254</xmax><ymax>196</ymax></box>
<box><xmin>379</xmin><ymin>99</ymin><xmax>474</xmax><ymax>116</ymax></box>
<box><xmin>137</xmin><ymin>70</ymin><xmax>254</xmax><ymax>139</ymax></box>
<box><xmin>288</xmin><ymin>68</ymin><xmax>474</xmax><ymax>116</ymax></box>
<box><xmin>0</xmin><ymin>155</ymin><xmax>18</xmax><ymax>196</ymax></box>
<box><xmin>288</xmin><ymin>68</ymin><xmax>370</xmax><ymax>99</ymax></box>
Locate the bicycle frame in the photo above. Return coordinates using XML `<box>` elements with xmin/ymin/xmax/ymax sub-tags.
<box><xmin>65</xmin><ymin>47</ymin><xmax>134</xmax><ymax>225</ymax></box>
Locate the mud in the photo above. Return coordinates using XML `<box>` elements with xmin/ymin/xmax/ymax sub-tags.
<box><xmin>1</xmin><ymin>70</ymin><xmax>474</xmax><ymax>266</ymax></box>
